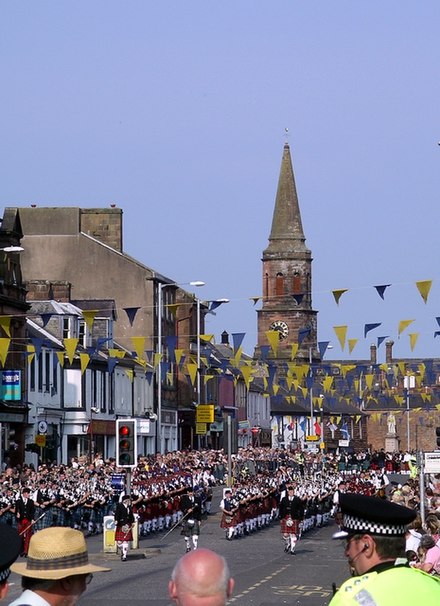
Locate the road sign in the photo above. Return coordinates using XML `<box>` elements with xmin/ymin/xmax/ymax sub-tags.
<box><xmin>306</xmin><ymin>435</ymin><xmax>319</xmax><ymax>441</ymax></box>
<box><xmin>196</xmin><ymin>422</ymin><xmax>207</xmax><ymax>435</ymax></box>
<box><xmin>424</xmin><ymin>451</ymin><xmax>440</xmax><ymax>473</ymax></box>
<box><xmin>196</xmin><ymin>405</ymin><xmax>214</xmax><ymax>423</ymax></box>
<box><xmin>35</xmin><ymin>434</ymin><xmax>46</xmax><ymax>447</ymax></box>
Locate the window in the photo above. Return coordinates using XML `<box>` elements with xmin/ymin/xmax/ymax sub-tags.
<box><xmin>63</xmin><ymin>317</ymin><xmax>72</xmax><ymax>340</ymax></box>
<box><xmin>37</xmin><ymin>352</ymin><xmax>43</xmax><ymax>392</ymax></box>
<box><xmin>293</xmin><ymin>272</ymin><xmax>301</xmax><ymax>294</ymax></box>
<box><xmin>30</xmin><ymin>356</ymin><xmax>35</xmax><ymax>391</ymax></box>
<box><xmin>91</xmin><ymin>369</ymin><xmax>97</xmax><ymax>407</ymax></box>
<box><xmin>44</xmin><ymin>351</ymin><xmax>50</xmax><ymax>393</ymax></box>
<box><xmin>109</xmin><ymin>373</ymin><xmax>114</xmax><ymax>413</ymax></box>
<box><xmin>52</xmin><ymin>355</ymin><xmax>58</xmax><ymax>395</ymax></box>
<box><xmin>275</xmin><ymin>273</ymin><xmax>284</xmax><ymax>296</ymax></box>
<box><xmin>101</xmin><ymin>372</ymin><xmax>106</xmax><ymax>412</ymax></box>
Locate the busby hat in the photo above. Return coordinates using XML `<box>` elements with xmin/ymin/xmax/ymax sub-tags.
<box><xmin>333</xmin><ymin>493</ymin><xmax>416</xmax><ymax>539</ymax></box>
<box><xmin>11</xmin><ymin>527</ymin><xmax>110</xmax><ymax>580</ymax></box>
<box><xmin>0</xmin><ymin>525</ymin><xmax>22</xmax><ymax>583</ymax></box>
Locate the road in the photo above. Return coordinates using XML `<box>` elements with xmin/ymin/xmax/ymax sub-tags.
<box><xmin>7</xmin><ymin>492</ymin><xmax>350</xmax><ymax>606</ymax></box>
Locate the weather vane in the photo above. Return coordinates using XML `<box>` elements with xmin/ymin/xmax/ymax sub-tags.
<box><xmin>284</xmin><ymin>127</ymin><xmax>289</xmax><ymax>143</ymax></box>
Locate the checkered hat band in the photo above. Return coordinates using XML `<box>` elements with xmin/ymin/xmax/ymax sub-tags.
<box><xmin>26</xmin><ymin>552</ymin><xmax>89</xmax><ymax>571</ymax></box>
<box><xmin>343</xmin><ymin>513</ymin><xmax>406</xmax><ymax>536</ymax></box>
<box><xmin>0</xmin><ymin>568</ymin><xmax>10</xmax><ymax>583</ymax></box>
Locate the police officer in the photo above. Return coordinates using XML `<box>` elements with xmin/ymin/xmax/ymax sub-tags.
<box><xmin>0</xmin><ymin>525</ymin><xmax>21</xmax><ymax>600</ymax></box>
<box><xmin>330</xmin><ymin>493</ymin><xmax>440</xmax><ymax>605</ymax></box>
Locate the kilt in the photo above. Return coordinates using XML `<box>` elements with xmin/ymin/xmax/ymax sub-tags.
<box><xmin>18</xmin><ymin>518</ymin><xmax>32</xmax><ymax>554</ymax></box>
<box><xmin>115</xmin><ymin>524</ymin><xmax>133</xmax><ymax>542</ymax></box>
<box><xmin>35</xmin><ymin>506</ymin><xmax>52</xmax><ymax>530</ymax></box>
<box><xmin>220</xmin><ymin>513</ymin><xmax>236</xmax><ymax>529</ymax></box>
<box><xmin>180</xmin><ymin>519</ymin><xmax>200</xmax><ymax>537</ymax></box>
<box><xmin>280</xmin><ymin>517</ymin><xmax>300</xmax><ymax>535</ymax></box>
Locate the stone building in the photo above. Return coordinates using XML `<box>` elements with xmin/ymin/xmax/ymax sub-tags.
<box><xmin>15</xmin><ymin>206</ymin><xmax>201</xmax><ymax>453</ymax></box>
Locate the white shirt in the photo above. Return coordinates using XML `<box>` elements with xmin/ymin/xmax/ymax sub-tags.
<box><xmin>9</xmin><ymin>589</ymin><xmax>51</xmax><ymax>606</ymax></box>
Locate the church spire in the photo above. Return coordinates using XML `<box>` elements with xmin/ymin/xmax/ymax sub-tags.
<box><xmin>257</xmin><ymin>142</ymin><xmax>317</xmax><ymax>362</ymax></box>
<box><xmin>265</xmin><ymin>142</ymin><xmax>309</xmax><ymax>255</ymax></box>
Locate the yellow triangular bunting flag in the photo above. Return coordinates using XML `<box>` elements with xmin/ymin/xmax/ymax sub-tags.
<box><xmin>82</xmin><ymin>310</ymin><xmax>97</xmax><ymax>331</ymax></box>
<box><xmin>64</xmin><ymin>338</ymin><xmax>79</xmax><ymax>365</ymax></box>
<box><xmin>131</xmin><ymin>337</ymin><xmax>146</xmax><ymax>360</ymax></box>
<box><xmin>80</xmin><ymin>353</ymin><xmax>90</xmax><ymax>374</ymax></box>
<box><xmin>416</xmin><ymin>280</ymin><xmax>432</xmax><ymax>304</ymax></box>
<box><xmin>398</xmin><ymin>319</ymin><xmax>414</xmax><ymax>336</ymax></box>
<box><xmin>266</xmin><ymin>330</ymin><xmax>279</xmax><ymax>355</ymax></box>
<box><xmin>348</xmin><ymin>338</ymin><xmax>358</xmax><ymax>354</ymax></box>
<box><xmin>408</xmin><ymin>333</ymin><xmax>419</xmax><ymax>352</ymax></box>
<box><xmin>0</xmin><ymin>338</ymin><xmax>10</xmax><ymax>365</ymax></box>
<box><xmin>333</xmin><ymin>326</ymin><xmax>348</xmax><ymax>350</ymax></box>
<box><xmin>0</xmin><ymin>316</ymin><xmax>12</xmax><ymax>337</ymax></box>
<box><xmin>332</xmin><ymin>289</ymin><xmax>348</xmax><ymax>305</ymax></box>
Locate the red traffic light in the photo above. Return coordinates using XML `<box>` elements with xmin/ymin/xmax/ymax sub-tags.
<box><xmin>116</xmin><ymin>419</ymin><xmax>137</xmax><ymax>467</ymax></box>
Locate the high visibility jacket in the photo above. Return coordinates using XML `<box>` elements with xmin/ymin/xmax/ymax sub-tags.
<box><xmin>329</xmin><ymin>565</ymin><xmax>440</xmax><ymax>606</ymax></box>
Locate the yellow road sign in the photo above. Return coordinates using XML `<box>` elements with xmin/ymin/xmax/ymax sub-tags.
<box><xmin>196</xmin><ymin>405</ymin><xmax>214</xmax><ymax>423</ymax></box>
<box><xmin>35</xmin><ymin>434</ymin><xmax>46</xmax><ymax>447</ymax></box>
<box><xmin>196</xmin><ymin>423</ymin><xmax>207</xmax><ymax>435</ymax></box>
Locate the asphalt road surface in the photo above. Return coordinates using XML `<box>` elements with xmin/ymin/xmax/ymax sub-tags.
<box><xmin>7</xmin><ymin>493</ymin><xmax>350</xmax><ymax>606</ymax></box>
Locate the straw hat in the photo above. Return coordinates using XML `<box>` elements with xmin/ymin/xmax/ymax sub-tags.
<box><xmin>11</xmin><ymin>527</ymin><xmax>110</xmax><ymax>580</ymax></box>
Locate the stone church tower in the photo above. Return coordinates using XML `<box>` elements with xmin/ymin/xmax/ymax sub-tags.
<box><xmin>257</xmin><ymin>143</ymin><xmax>318</xmax><ymax>363</ymax></box>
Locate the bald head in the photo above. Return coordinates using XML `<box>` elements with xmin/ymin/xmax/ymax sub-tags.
<box><xmin>169</xmin><ymin>549</ymin><xmax>234</xmax><ymax>606</ymax></box>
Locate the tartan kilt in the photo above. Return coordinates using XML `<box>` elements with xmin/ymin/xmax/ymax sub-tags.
<box><xmin>115</xmin><ymin>524</ymin><xmax>133</xmax><ymax>542</ymax></box>
<box><xmin>280</xmin><ymin>517</ymin><xmax>300</xmax><ymax>535</ymax></box>
<box><xmin>220</xmin><ymin>512</ymin><xmax>236</xmax><ymax>529</ymax></box>
<box><xmin>180</xmin><ymin>519</ymin><xmax>200</xmax><ymax>537</ymax></box>
<box><xmin>35</xmin><ymin>506</ymin><xmax>52</xmax><ymax>530</ymax></box>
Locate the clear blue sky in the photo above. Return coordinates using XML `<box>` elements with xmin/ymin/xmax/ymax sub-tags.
<box><xmin>1</xmin><ymin>2</ymin><xmax>439</xmax><ymax>362</ymax></box>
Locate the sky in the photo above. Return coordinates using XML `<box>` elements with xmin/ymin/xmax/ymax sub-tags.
<box><xmin>1</xmin><ymin>2</ymin><xmax>440</xmax><ymax>363</ymax></box>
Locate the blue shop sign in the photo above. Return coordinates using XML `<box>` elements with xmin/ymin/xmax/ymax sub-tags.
<box><xmin>1</xmin><ymin>370</ymin><xmax>21</xmax><ymax>401</ymax></box>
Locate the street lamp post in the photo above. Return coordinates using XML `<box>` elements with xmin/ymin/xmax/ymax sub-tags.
<box><xmin>157</xmin><ymin>280</ymin><xmax>204</xmax><ymax>454</ymax></box>
<box><xmin>89</xmin><ymin>406</ymin><xmax>99</xmax><ymax>463</ymax></box>
<box><xmin>404</xmin><ymin>374</ymin><xmax>415</xmax><ymax>452</ymax></box>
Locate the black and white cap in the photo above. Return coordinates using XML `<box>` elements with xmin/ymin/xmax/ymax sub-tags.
<box><xmin>333</xmin><ymin>493</ymin><xmax>416</xmax><ymax>539</ymax></box>
<box><xmin>0</xmin><ymin>525</ymin><xmax>22</xmax><ymax>583</ymax></box>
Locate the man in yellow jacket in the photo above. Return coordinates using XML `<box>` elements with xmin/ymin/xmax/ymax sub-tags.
<box><xmin>330</xmin><ymin>492</ymin><xmax>440</xmax><ymax>605</ymax></box>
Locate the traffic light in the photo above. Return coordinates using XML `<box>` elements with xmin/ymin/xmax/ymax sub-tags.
<box><xmin>436</xmin><ymin>427</ymin><xmax>440</xmax><ymax>449</ymax></box>
<box><xmin>116</xmin><ymin>419</ymin><xmax>137</xmax><ymax>467</ymax></box>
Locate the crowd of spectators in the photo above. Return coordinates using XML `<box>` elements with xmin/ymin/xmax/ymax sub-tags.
<box><xmin>0</xmin><ymin>446</ymin><xmax>438</xmax><ymax>572</ymax></box>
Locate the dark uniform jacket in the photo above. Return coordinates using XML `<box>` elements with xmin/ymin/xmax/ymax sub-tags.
<box><xmin>115</xmin><ymin>502</ymin><xmax>135</xmax><ymax>527</ymax></box>
<box><xmin>279</xmin><ymin>495</ymin><xmax>304</xmax><ymax>520</ymax></box>
<box><xmin>180</xmin><ymin>493</ymin><xmax>202</xmax><ymax>521</ymax></box>
<box><xmin>15</xmin><ymin>496</ymin><xmax>35</xmax><ymax>521</ymax></box>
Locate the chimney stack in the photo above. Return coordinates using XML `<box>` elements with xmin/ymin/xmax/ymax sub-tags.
<box><xmin>385</xmin><ymin>340</ymin><xmax>394</xmax><ymax>364</ymax></box>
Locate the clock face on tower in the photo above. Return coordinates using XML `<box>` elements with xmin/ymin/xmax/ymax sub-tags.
<box><xmin>269</xmin><ymin>320</ymin><xmax>289</xmax><ymax>341</ymax></box>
